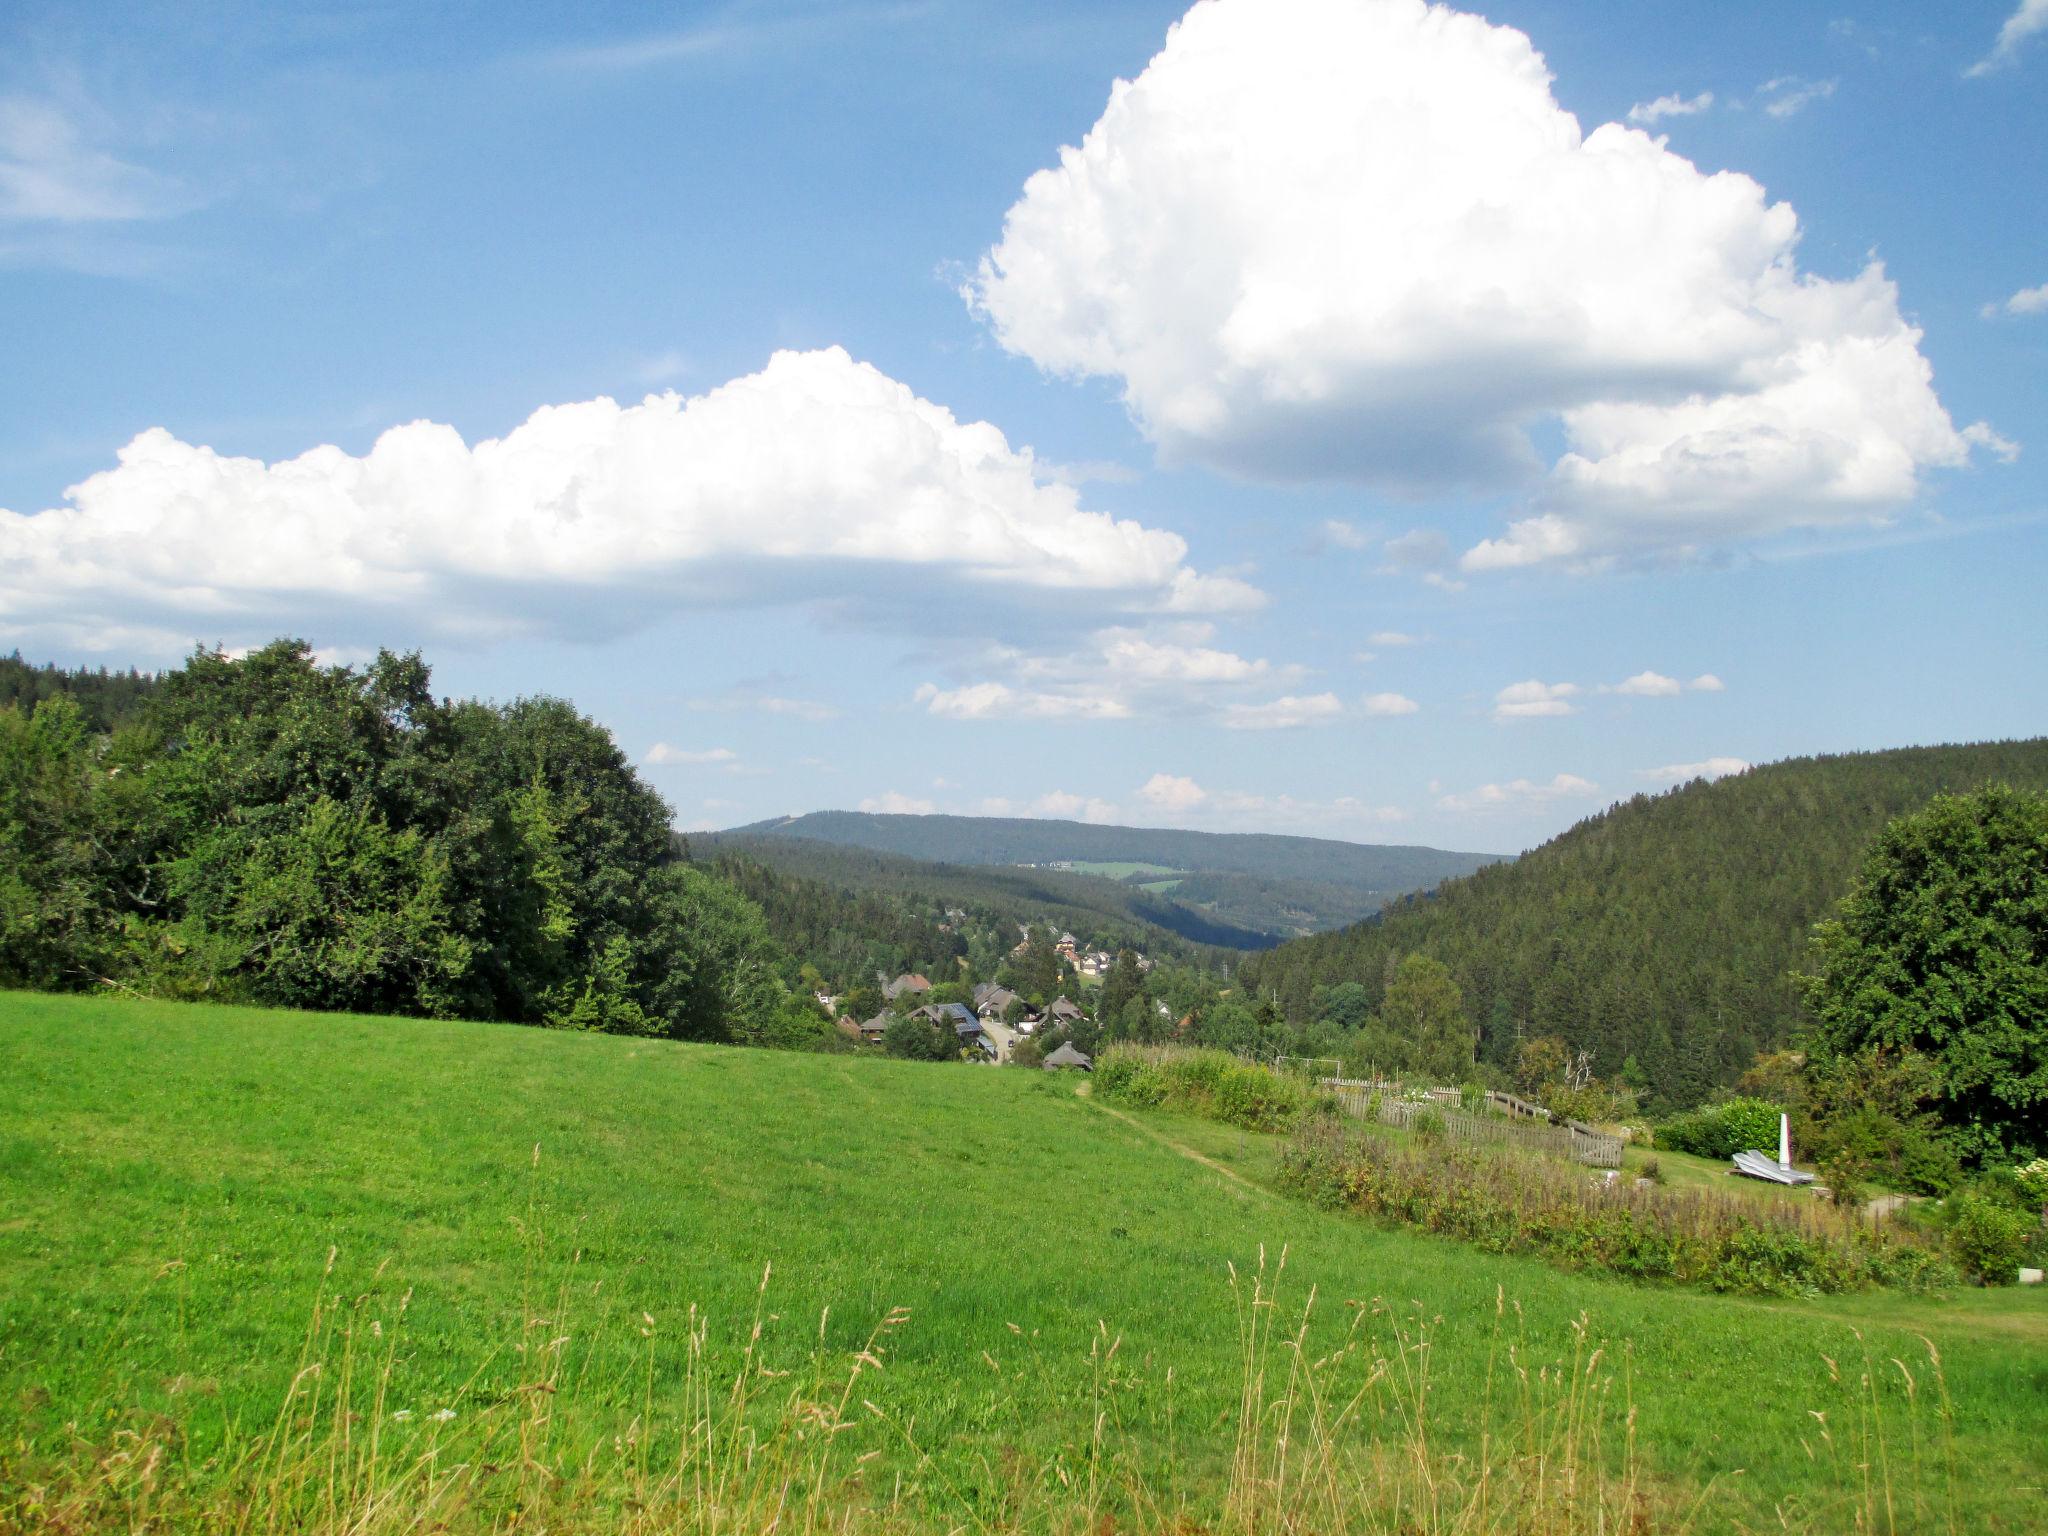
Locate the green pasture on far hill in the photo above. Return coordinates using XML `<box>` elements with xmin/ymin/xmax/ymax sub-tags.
<box><xmin>2</xmin><ymin>991</ymin><xmax>2045</xmax><ymax>1531</ymax></box>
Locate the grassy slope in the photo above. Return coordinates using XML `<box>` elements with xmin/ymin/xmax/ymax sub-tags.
<box><xmin>3</xmin><ymin>992</ymin><xmax>2045</xmax><ymax>1529</ymax></box>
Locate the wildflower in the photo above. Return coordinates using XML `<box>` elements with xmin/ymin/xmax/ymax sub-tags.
<box><xmin>429</xmin><ymin>1408</ymin><xmax>456</xmax><ymax>1423</ymax></box>
<box><xmin>390</xmin><ymin>1409</ymin><xmax>412</xmax><ymax>1422</ymax></box>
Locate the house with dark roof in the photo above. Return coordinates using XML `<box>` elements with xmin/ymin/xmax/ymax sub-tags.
<box><xmin>975</xmin><ymin>986</ymin><xmax>1027</xmax><ymax>1022</ymax></box>
<box><xmin>1044</xmin><ymin>996</ymin><xmax>1085</xmax><ymax>1023</ymax></box>
<box><xmin>914</xmin><ymin>1001</ymin><xmax>980</xmax><ymax>1037</ymax></box>
<box><xmin>1042</xmin><ymin>1042</ymin><xmax>1092</xmax><ymax>1071</ymax></box>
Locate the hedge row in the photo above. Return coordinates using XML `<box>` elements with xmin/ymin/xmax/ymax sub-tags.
<box><xmin>1277</xmin><ymin>1120</ymin><xmax>1958</xmax><ymax>1296</ymax></box>
<box><xmin>1093</xmin><ymin>1046</ymin><xmax>1326</xmax><ymax>1133</ymax></box>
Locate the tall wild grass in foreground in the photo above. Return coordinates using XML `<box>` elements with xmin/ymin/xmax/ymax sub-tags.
<box><xmin>4</xmin><ymin>1238</ymin><xmax>1965</xmax><ymax>1536</ymax></box>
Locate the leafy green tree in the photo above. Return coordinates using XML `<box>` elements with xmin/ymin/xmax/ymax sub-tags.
<box><xmin>1380</xmin><ymin>954</ymin><xmax>1473</xmax><ymax>1082</ymax></box>
<box><xmin>1799</xmin><ymin>785</ymin><xmax>2048</xmax><ymax>1163</ymax></box>
<box><xmin>1316</xmin><ymin>980</ymin><xmax>1372</xmax><ymax>1032</ymax></box>
<box><xmin>882</xmin><ymin>1013</ymin><xmax>954</xmax><ymax>1061</ymax></box>
<box><xmin>1014</xmin><ymin>924</ymin><xmax>1062</xmax><ymax>1002</ymax></box>
<box><xmin>1101</xmin><ymin>947</ymin><xmax>1146</xmax><ymax>1023</ymax></box>
<box><xmin>0</xmin><ymin>640</ymin><xmax>815</xmax><ymax>1051</ymax></box>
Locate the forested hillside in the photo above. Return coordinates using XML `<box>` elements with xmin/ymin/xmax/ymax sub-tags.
<box><xmin>1239</xmin><ymin>739</ymin><xmax>2048</xmax><ymax>1109</ymax></box>
<box><xmin>727</xmin><ymin>811</ymin><xmax>1503</xmax><ymax>891</ymax></box>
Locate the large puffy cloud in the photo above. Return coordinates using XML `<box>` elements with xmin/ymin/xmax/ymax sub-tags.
<box><xmin>969</xmin><ymin>0</ymin><xmax>2003</xmax><ymax>567</ymax></box>
<box><xmin>0</xmin><ymin>347</ymin><xmax>1258</xmax><ymax>650</ymax></box>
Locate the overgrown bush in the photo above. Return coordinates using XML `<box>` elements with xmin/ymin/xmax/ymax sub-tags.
<box><xmin>1944</xmin><ymin>1191</ymin><xmax>2033</xmax><ymax>1284</ymax></box>
<box><xmin>1655</xmin><ymin>1097</ymin><xmax>1784</xmax><ymax>1160</ymax></box>
<box><xmin>1278</xmin><ymin>1119</ymin><xmax>1955</xmax><ymax>1297</ymax></box>
<box><xmin>1094</xmin><ymin>1045</ymin><xmax>1321</xmax><ymax>1132</ymax></box>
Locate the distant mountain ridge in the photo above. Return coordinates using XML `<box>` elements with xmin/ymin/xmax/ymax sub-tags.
<box><xmin>722</xmin><ymin>811</ymin><xmax>1506</xmax><ymax>894</ymax></box>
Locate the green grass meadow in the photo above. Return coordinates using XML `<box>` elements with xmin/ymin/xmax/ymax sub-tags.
<box><xmin>3</xmin><ymin>991</ymin><xmax>2046</xmax><ymax>1531</ymax></box>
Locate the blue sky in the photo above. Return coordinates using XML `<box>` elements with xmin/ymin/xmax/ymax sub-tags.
<box><xmin>2</xmin><ymin>0</ymin><xmax>2042</xmax><ymax>853</ymax></box>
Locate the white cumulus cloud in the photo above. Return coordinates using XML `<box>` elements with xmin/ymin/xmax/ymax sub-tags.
<box><xmin>1360</xmin><ymin>691</ymin><xmax>1419</xmax><ymax>715</ymax></box>
<box><xmin>1984</xmin><ymin>281</ymin><xmax>2048</xmax><ymax>318</ymax></box>
<box><xmin>1687</xmin><ymin>673</ymin><xmax>1726</xmax><ymax>692</ymax></box>
<box><xmin>1628</xmin><ymin>90</ymin><xmax>1714</xmax><ymax>125</ymax></box>
<box><xmin>0</xmin><ymin>347</ymin><xmax>1258</xmax><ymax>653</ymax></box>
<box><xmin>1638</xmin><ymin>756</ymin><xmax>1750</xmax><ymax>782</ymax></box>
<box><xmin>1437</xmin><ymin>773</ymin><xmax>1599</xmax><ymax>813</ymax></box>
<box><xmin>1609</xmin><ymin>670</ymin><xmax>1682</xmax><ymax>697</ymax></box>
<box><xmin>1493</xmin><ymin>679</ymin><xmax>1579</xmax><ymax>720</ymax></box>
<box><xmin>1368</xmin><ymin>630</ymin><xmax>1422</xmax><ymax>647</ymax></box>
<box><xmin>1138</xmin><ymin>772</ymin><xmax>1209</xmax><ymax>813</ymax></box>
<box><xmin>858</xmin><ymin>790</ymin><xmax>937</xmax><ymax>816</ymax></box>
<box><xmin>969</xmin><ymin>0</ymin><xmax>2002</xmax><ymax>570</ymax></box>
<box><xmin>1968</xmin><ymin>0</ymin><xmax>2048</xmax><ymax>75</ymax></box>
<box><xmin>1028</xmin><ymin>790</ymin><xmax>1121</xmax><ymax>822</ymax></box>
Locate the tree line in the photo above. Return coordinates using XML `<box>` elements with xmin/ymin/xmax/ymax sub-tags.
<box><xmin>0</xmin><ymin>641</ymin><xmax>836</xmax><ymax>1048</ymax></box>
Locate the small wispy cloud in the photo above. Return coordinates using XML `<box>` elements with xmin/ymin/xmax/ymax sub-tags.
<box><xmin>1628</xmin><ymin>90</ymin><xmax>1714</xmax><ymax>125</ymax></box>
<box><xmin>1360</xmin><ymin>691</ymin><xmax>1419</xmax><ymax>716</ymax></box>
<box><xmin>645</xmin><ymin>743</ymin><xmax>739</xmax><ymax>766</ymax></box>
<box><xmin>1638</xmin><ymin>757</ymin><xmax>1750</xmax><ymax>782</ymax></box>
<box><xmin>1966</xmin><ymin>0</ymin><xmax>2048</xmax><ymax>76</ymax></box>
<box><xmin>1437</xmin><ymin>773</ymin><xmax>1599</xmax><ymax>814</ymax></box>
<box><xmin>1982</xmin><ymin>280</ymin><xmax>2048</xmax><ymax>319</ymax></box>
<box><xmin>1219</xmin><ymin>692</ymin><xmax>1344</xmax><ymax>731</ymax></box>
<box><xmin>1756</xmin><ymin>75</ymin><xmax>1837</xmax><ymax>118</ymax></box>
<box><xmin>537</xmin><ymin>3</ymin><xmax>938</xmax><ymax>73</ymax></box>
<box><xmin>0</xmin><ymin>95</ymin><xmax>191</xmax><ymax>225</ymax></box>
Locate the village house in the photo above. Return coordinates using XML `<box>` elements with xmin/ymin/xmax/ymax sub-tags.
<box><xmin>881</xmin><ymin>972</ymin><xmax>932</xmax><ymax>1002</ymax></box>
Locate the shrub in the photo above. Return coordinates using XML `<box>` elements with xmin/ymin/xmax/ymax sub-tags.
<box><xmin>1945</xmin><ymin>1190</ymin><xmax>2033</xmax><ymax>1284</ymax></box>
<box><xmin>1656</xmin><ymin>1097</ymin><xmax>1784</xmax><ymax>1160</ymax></box>
<box><xmin>1277</xmin><ymin>1120</ymin><xmax>1954</xmax><ymax>1297</ymax></box>
<box><xmin>1092</xmin><ymin>1045</ymin><xmax>1321</xmax><ymax>1132</ymax></box>
<box><xmin>2016</xmin><ymin>1157</ymin><xmax>2048</xmax><ymax>1206</ymax></box>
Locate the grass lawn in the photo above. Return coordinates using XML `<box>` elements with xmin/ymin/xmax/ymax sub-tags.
<box><xmin>3</xmin><ymin>990</ymin><xmax>2045</xmax><ymax>1531</ymax></box>
<box><xmin>1050</xmin><ymin>861</ymin><xmax>1186</xmax><ymax>882</ymax></box>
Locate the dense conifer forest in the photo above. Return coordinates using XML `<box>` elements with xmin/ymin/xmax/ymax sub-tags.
<box><xmin>1239</xmin><ymin>739</ymin><xmax>2048</xmax><ymax>1108</ymax></box>
<box><xmin>0</xmin><ymin>652</ymin><xmax>160</xmax><ymax>733</ymax></box>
